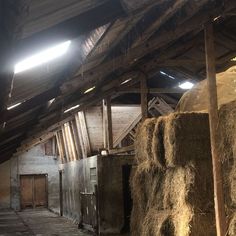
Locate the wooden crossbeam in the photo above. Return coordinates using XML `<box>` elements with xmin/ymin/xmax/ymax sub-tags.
<box><xmin>108</xmin><ymin>145</ymin><xmax>134</xmax><ymax>155</ymax></box>
<box><xmin>119</xmin><ymin>88</ymin><xmax>185</xmax><ymax>94</ymax></box>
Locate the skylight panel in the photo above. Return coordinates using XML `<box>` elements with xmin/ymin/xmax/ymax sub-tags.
<box><xmin>14</xmin><ymin>40</ymin><xmax>71</xmax><ymax>74</ymax></box>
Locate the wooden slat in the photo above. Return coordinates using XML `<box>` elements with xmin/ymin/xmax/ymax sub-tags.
<box><xmin>108</xmin><ymin>145</ymin><xmax>134</xmax><ymax>155</ymax></box>
<box><xmin>78</xmin><ymin>111</ymin><xmax>91</xmax><ymax>156</ymax></box>
<box><xmin>140</xmin><ymin>75</ymin><xmax>148</xmax><ymax>120</ymax></box>
<box><xmin>55</xmin><ymin>132</ymin><xmax>64</xmax><ymax>163</ymax></box>
<box><xmin>75</xmin><ymin>113</ymin><xmax>86</xmax><ymax>158</ymax></box>
<box><xmin>71</xmin><ymin>119</ymin><xmax>82</xmax><ymax>160</ymax></box>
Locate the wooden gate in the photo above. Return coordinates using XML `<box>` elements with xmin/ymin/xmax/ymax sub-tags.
<box><xmin>80</xmin><ymin>186</ymin><xmax>98</xmax><ymax>232</ymax></box>
<box><xmin>20</xmin><ymin>175</ymin><xmax>48</xmax><ymax>209</ymax></box>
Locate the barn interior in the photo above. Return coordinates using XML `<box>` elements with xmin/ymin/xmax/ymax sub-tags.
<box><xmin>0</xmin><ymin>0</ymin><xmax>236</xmax><ymax>235</ymax></box>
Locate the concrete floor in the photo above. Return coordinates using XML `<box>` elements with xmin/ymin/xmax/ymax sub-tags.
<box><xmin>0</xmin><ymin>209</ymin><xmax>92</xmax><ymax>236</ymax></box>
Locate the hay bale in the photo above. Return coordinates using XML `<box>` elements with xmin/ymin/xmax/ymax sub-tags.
<box><xmin>228</xmin><ymin>213</ymin><xmax>236</xmax><ymax>236</ymax></box>
<box><xmin>130</xmin><ymin>202</ymin><xmax>145</xmax><ymax>236</ymax></box>
<box><xmin>172</xmin><ymin>206</ymin><xmax>193</xmax><ymax>236</ymax></box>
<box><xmin>175</xmin><ymin>212</ymin><xmax>216</xmax><ymax>236</ymax></box>
<box><xmin>162</xmin><ymin>160</ymin><xmax>213</xmax><ymax>213</ymax></box>
<box><xmin>164</xmin><ymin>113</ymin><xmax>211</xmax><ymax>167</ymax></box>
<box><xmin>131</xmin><ymin>112</ymin><xmax>215</xmax><ymax>236</ymax></box>
<box><xmin>141</xmin><ymin>209</ymin><xmax>173</xmax><ymax>236</ymax></box>
<box><xmin>152</xmin><ymin>117</ymin><xmax>166</xmax><ymax>169</ymax></box>
<box><xmin>218</xmin><ymin>100</ymin><xmax>236</xmax><ymax>162</ymax></box>
<box><xmin>162</xmin><ymin>166</ymin><xmax>194</xmax><ymax>210</ymax></box>
<box><xmin>176</xmin><ymin>66</ymin><xmax>236</xmax><ymax>112</ymax></box>
<box><xmin>130</xmin><ymin>161</ymin><xmax>165</xmax><ymax>217</ymax></box>
<box><xmin>135</xmin><ymin>118</ymin><xmax>157</xmax><ymax>164</ymax></box>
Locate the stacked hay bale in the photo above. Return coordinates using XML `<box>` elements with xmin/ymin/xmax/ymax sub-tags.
<box><xmin>176</xmin><ymin>64</ymin><xmax>236</xmax><ymax>235</ymax></box>
<box><xmin>218</xmin><ymin>101</ymin><xmax>236</xmax><ymax>235</ymax></box>
<box><xmin>131</xmin><ymin>113</ymin><xmax>216</xmax><ymax>236</ymax></box>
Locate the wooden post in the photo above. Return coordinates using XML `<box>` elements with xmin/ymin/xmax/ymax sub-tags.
<box><xmin>140</xmin><ymin>75</ymin><xmax>148</xmax><ymax>121</ymax></box>
<box><xmin>205</xmin><ymin>22</ymin><xmax>227</xmax><ymax>236</ymax></box>
<box><xmin>102</xmin><ymin>100</ymin><xmax>107</xmax><ymax>149</ymax></box>
<box><xmin>106</xmin><ymin>97</ymin><xmax>113</xmax><ymax>150</ymax></box>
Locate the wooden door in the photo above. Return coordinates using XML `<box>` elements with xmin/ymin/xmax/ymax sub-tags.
<box><xmin>34</xmin><ymin>175</ymin><xmax>47</xmax><ymax>208</ymax></box>
<box><xmin>20</xmin><ymin>176</ymin><xmax>34</xmax><ymax>208</ymax></box>
<box><xmin>20</xmin><ymin>175</ymin><xmax>47</xmax><ymax>209</ymax></box>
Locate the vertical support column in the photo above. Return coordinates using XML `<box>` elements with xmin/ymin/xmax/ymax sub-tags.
<box><xmin>205</xmin><ymin>22</ymin><xmax>227</xmax><ymax>236</ymax></box>
<box><xmin>103</xmin><ymin>97</ymin><xmax>113</xmax><ymax>150</ymax></box>
<box><xmin>102</xmin><ymin>100</ymin><xmax>107</xmax><ymax>149</ymax></box>
<box><xmin>140</xmin><ymin>74</ymin><xmax>148</xmax><ymax>121</ymax></box>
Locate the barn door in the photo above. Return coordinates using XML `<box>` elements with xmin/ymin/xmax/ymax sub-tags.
<box><xmin>20</xmin><ymin>176</ymin><xmax>34</xmax><ymax>208</ymax></box>
<box><xmin>20</xmin><ymin>175</ymin><xmax>47</xmax><ymax>209</ymax></box>
<box><xmin>34</xmin><ymin>175</ymin><xmax>47</xmax><ymax>208</ymax></box>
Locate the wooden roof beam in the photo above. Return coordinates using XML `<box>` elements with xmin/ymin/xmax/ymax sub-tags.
<box><xmin>61</xmin><ymin>0</ymin><xmax>236</xmax><ymax>95</ymax></box>
<box><xmin>14</xmin><ymin>0</ymin><xmax>125</xmax><ymax>61</ymax></box>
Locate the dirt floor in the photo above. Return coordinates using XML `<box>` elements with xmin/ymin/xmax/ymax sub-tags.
<box><xmin>0</xmin><ymin>209</ymin><xmax>92</xmax><ymax>236</ymax></box>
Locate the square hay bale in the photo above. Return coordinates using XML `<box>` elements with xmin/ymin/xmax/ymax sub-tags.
<box><xmin>218</xmin><ymin>101</ymin><xmax>236</xmax><ymax>231</ymax></box>
<box><xmin>219</xmin><ymin>100</ymin><xmax>236</xmax><ymax>162</ymax></box>
<box><xmin>152</xmin><ymin>117</ymin><xmax>166</xmax><ymax>169</ymax></box>
<box><xmin>131</xmin><ymin>112</ymin><xmax>216</xmax><ymax>236</ymax></box>
<box><xmin>164</xmin><ymin>113</ymin><xmax>211</xmax><ymax>167</ymax></box>
<box><xmin>157</xmin><ymin>163</ymin><xmax>211</xmax><ymax>211</ymax></box>
<box><xmin>135</xmin><ymin>118</ymin><xmax>157</xmax><ymax>164</ymax></box>
<box><xmin>130</xmin><ymin>161</ymin><xmax>164</xmax><ymax>212</ymax></box>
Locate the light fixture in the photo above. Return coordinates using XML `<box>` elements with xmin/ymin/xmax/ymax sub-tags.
<box><xmin>160</xmin><ymin>70</ymin><xmax>175</xmax><ymax>80</ymax></box>
<box><xmin>214</xmin><ymin>15</ymin><xmax>221</xmax><ymax>21</ymax></box>
<box><xmin>121</xmin><ymin>78</ymin><xmax>132</xmax><ymax>85</ymax></box>
<box><xmin>231</xmin><ymin>57</ymin><xmax>236</xmax><ymax>61</ymax></box>
<box><xmin>64</xmin><ymin>104</ymin><xmax>80</xmax><ymax>113</ymax></box>
<box><xmin>7</xmin><ymin>102</ymin><xmax>22</xmax><ymax>110</ymax></box>
<box><xmin>84</xmin><ymin>86</ymin><xmax>95</xmax><ymax>94</ymax></box>
<box><xmin>14</xmin><ymin>40</ymin><xmax>71</xmax><ymax>74</ymax></box>
<box><xmin>48</xmin><ymin>98</ymin><xmax>55</xmax><ymax>105</ymax></box>
<box><xmin>179</xmin><ymin>81</ymin><xmax>194</xmax><ymax>90</ymax></box>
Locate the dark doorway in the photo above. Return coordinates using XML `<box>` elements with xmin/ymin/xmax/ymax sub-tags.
<box><xmin>20</xmin><ymin>174</ymin><xmax>48</xmax><ymax>209</ymax></box>
<box><xmin>121</xmin><ymin>165</ymin><xmax>133</xmax><ymax>233</ymax></box>
<box><xmin>59</xmin><ymin>170</ymin><xmax>63</xmax><ymax>216</ymax></box>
